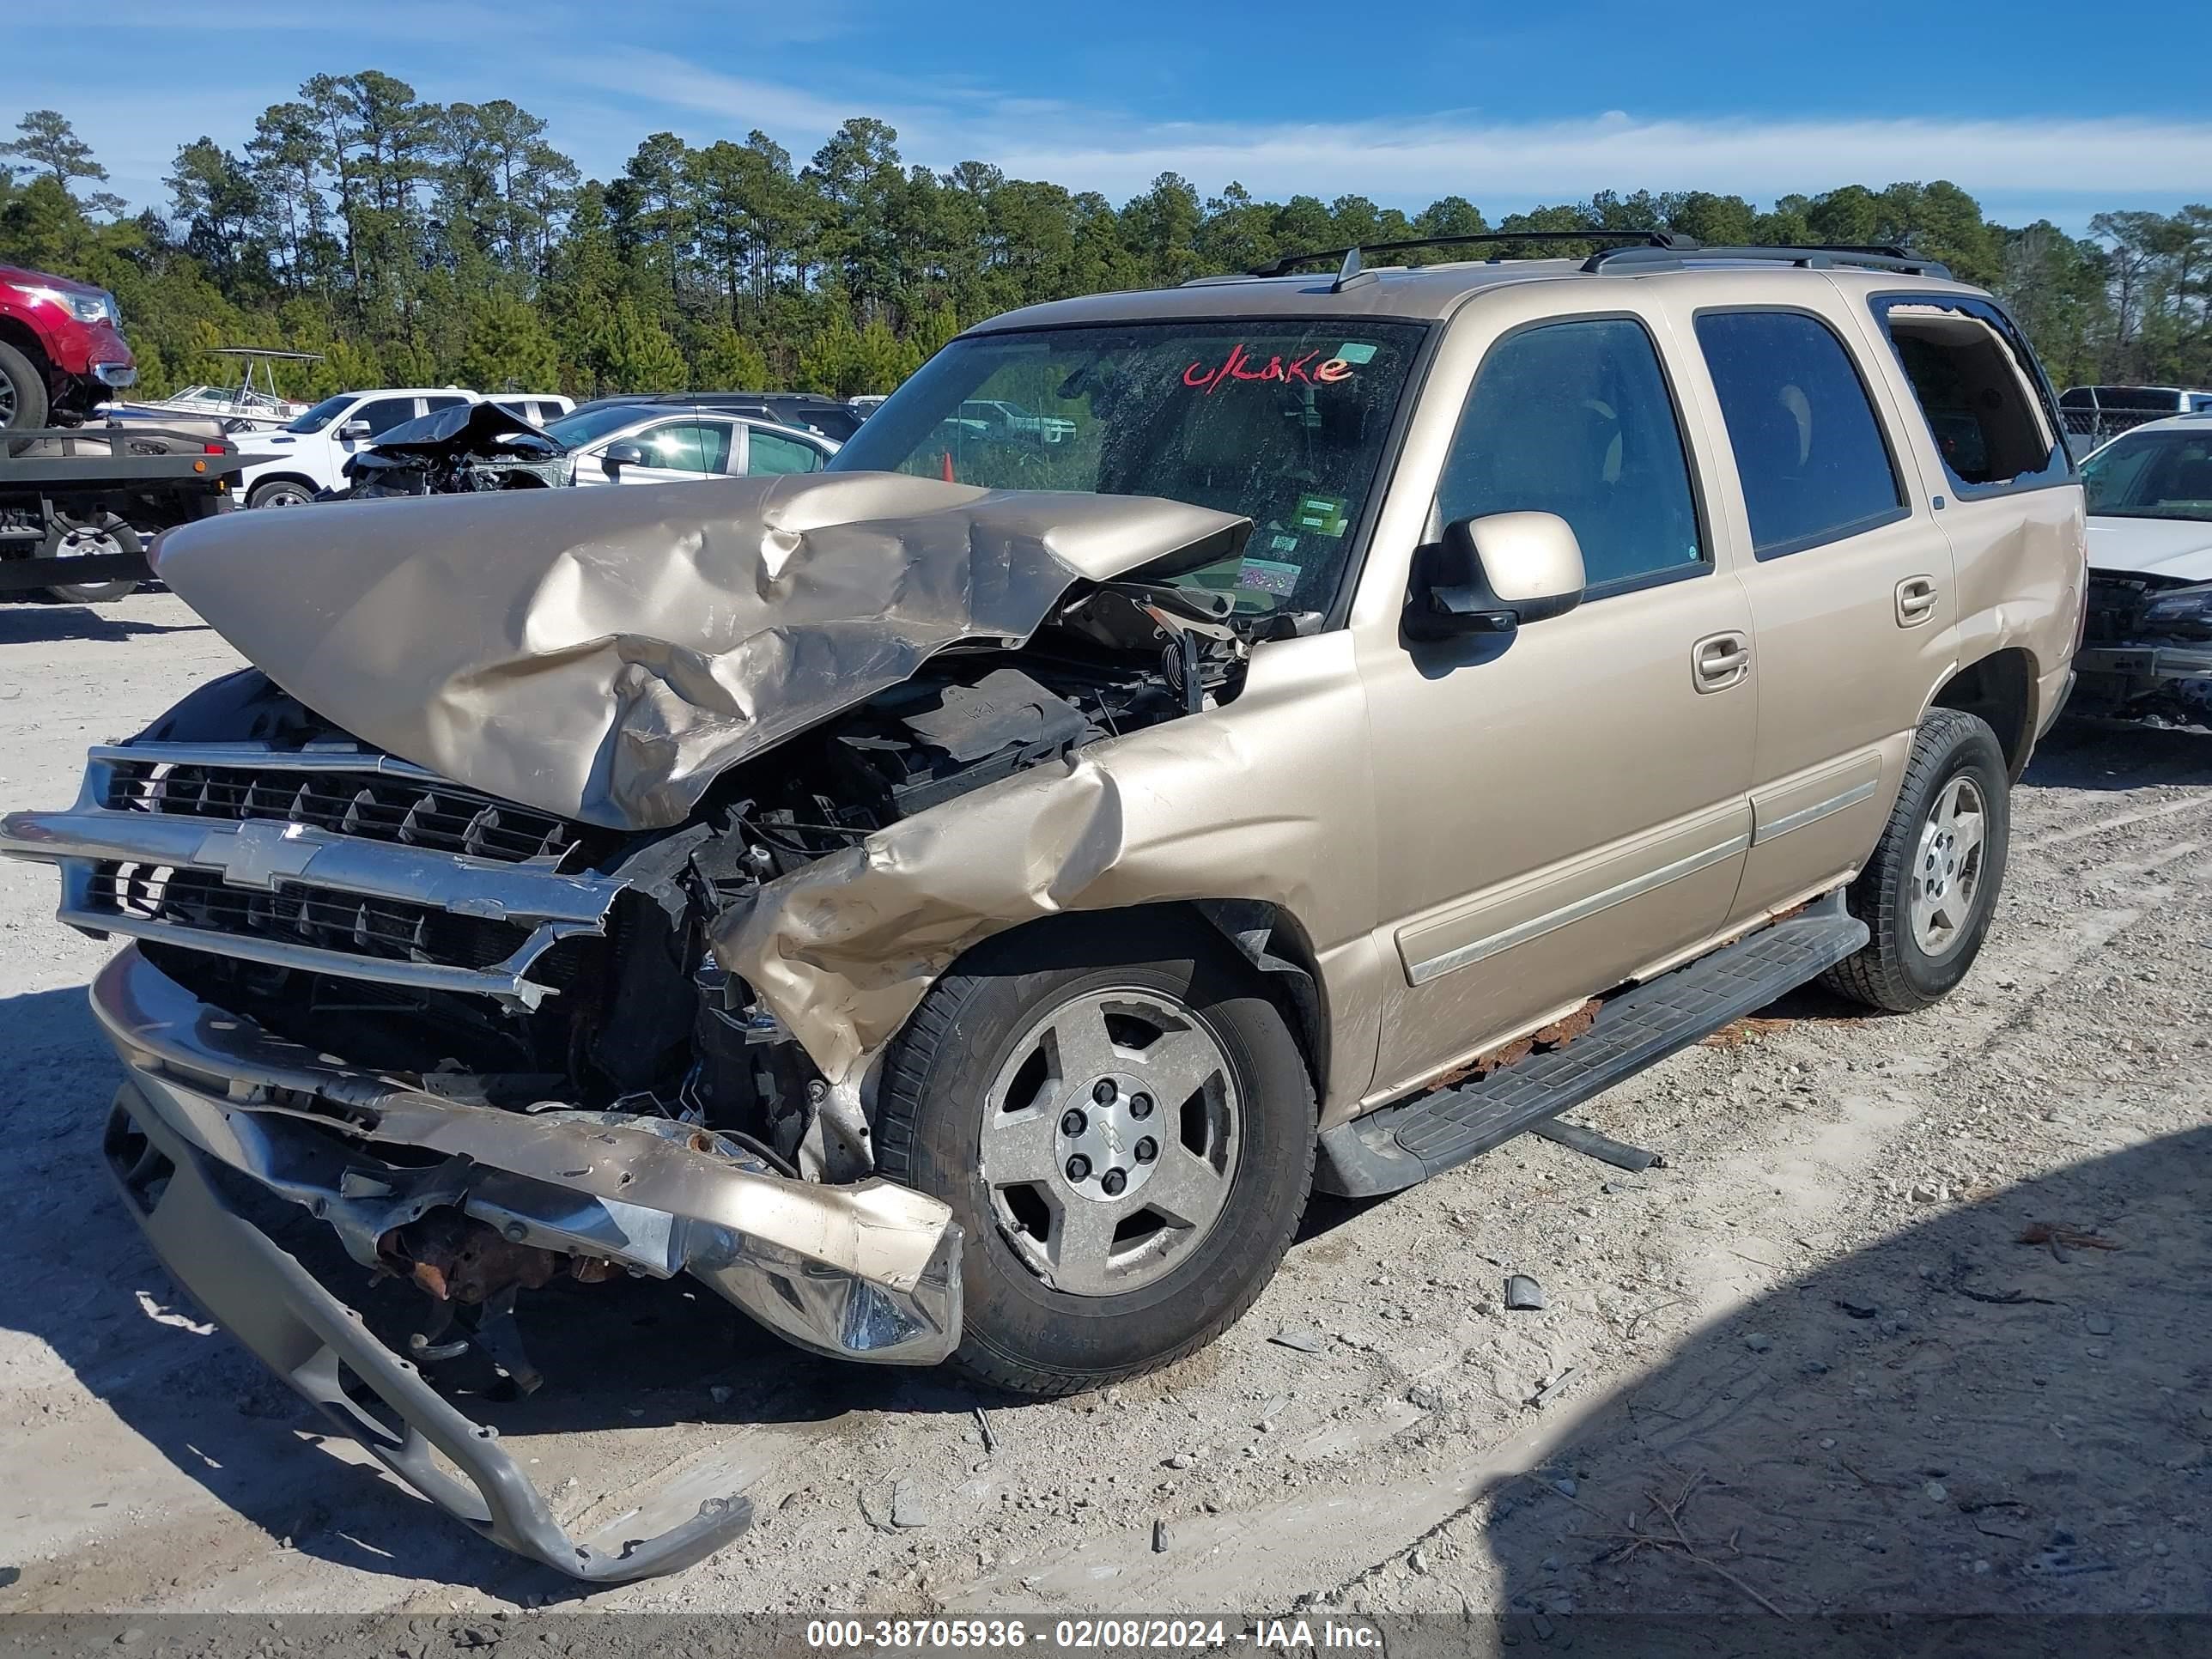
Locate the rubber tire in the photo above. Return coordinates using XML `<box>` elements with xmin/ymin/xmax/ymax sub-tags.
<box><xmin>44</xmin><ymin>514</ymin><xmax>141</xmax><ymax>604</ymax></box>
<box><xmin>1822</xmin><ymin>707</ymin><xmax>2010</xmax><ymax>1012</ymax></box>
<box><xmin>0</xmin><ymin>338</ymin><xmax>51</xmax><ymax>452</ymax></box>
<box><xmin>876</xmin><ymin>910</ymin><xmax>1316</xmax><ymax>1398</ymax></box>
<box><xmin>248</xmin><ymin>478</ymin><xmax>314</xmax><ymax>509</ymax></box>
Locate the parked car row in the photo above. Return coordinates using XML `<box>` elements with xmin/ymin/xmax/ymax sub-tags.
<box><xmin>315</xmin><ymin>395</ymin><xmax>841</xmax><ymax>501</ymax></box>
<box><xmin>233</xmin><ymin>387</ymin><xmax>574</xmax><ymax>507</ymax></box>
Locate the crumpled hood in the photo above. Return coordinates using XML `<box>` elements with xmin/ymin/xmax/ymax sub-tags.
<box><xmin>152</xmin><ymin>472</ymin><xmax>1248</xmax><ymax>830</ymax></box>
<box><xmin>2087</xmin><ymin>515</ymin><xmax>2212</xmax><ymax>582</ymax></box>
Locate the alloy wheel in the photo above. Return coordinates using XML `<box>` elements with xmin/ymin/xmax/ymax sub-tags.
<box><xmin>978</xmin><ymin>986</ymin><xmax>1242</xmax><ymax>1296</ymax></box>
<box><xmin>1910</xmin><ymin>775</ymin><xmax>1987</xmax><ymax>959</ymax></box>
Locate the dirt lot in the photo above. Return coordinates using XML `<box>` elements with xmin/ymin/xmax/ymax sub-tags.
<box><xmin>2</xmin><ymin>590</ymin><xmax>2209</xmax><ymax>1626</ymax></box>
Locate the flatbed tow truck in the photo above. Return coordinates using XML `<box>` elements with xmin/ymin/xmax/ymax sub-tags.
<box><xmin>0</xmin><ymin>422</ymin><xmax>245</xmax><ymax>602</ymax></box>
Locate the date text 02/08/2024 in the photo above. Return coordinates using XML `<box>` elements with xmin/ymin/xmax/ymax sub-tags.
<box><xmin>802</xmin><ymin>1617</ymin><xmax>1385</xmax><ymax>1650</ymax></box>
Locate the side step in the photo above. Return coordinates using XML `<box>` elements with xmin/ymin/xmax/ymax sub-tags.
<box><xmin>1315</xmin><ymin>895</ymin><xmax>1868</xmax><ymax>1199</ymax></box>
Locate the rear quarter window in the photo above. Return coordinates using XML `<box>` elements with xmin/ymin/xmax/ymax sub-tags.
<box><xmin>1692</xmin><ymin>310</ymin><xmax>1906</xmax><ymax>558</ymax></box>
<box><xmin>1873</xmin><ymin>295</ymin><xmax>2069</xmax><ymax>495</ymax></box>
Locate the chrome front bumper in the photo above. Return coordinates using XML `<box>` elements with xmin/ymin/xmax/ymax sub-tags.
<box><xmin>88</xmin><ymin>945</ymin><xmax>963</xmax><ymax>1578</ymax></box>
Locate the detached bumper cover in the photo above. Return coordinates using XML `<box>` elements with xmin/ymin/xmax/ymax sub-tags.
<box><xmin>88</xmin><ymin>945</ymin><xmax>963</xmax><ymax>1579</ymax></box>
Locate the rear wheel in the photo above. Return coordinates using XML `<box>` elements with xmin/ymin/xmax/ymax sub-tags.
<box><xmin>1823</xmin><ymin>707</ymin><xmax>2010</xmax><ymax>1012</ymax></box>
<box><xmin>42</xmin><ymin>513</ymin><xmax>141</xmax><ymax>604</ymax></box>
<box><xmin>876</xmin><ymin>911</ymin><xmax>1316</xmax><ymax>1396</ymax></box>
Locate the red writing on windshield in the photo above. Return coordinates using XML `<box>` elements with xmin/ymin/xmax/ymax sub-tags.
<box><xmin>1181</xmin><ymin>344</ymin><xmax>1355</xmax><ymax>393</ymax></box>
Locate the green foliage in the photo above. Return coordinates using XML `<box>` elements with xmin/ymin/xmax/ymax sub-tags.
<box><xmin>593</xmin><ymin>299</ymin><xmax>687</xmax><ymax>393</ymax></box>
<box><xmin>3</xmin><ymin>101</ymin><xmax>2209</xmax><ymax>403</ymax></box>
<box><xmin>457</xmin><ymin>289</ymin><xmax>560</xmax><ymax>392</ymax></box>
<box><xmin>692</xmin><ymin>323</ymin><xmax>768</xmax><ymax>392</ymax></box>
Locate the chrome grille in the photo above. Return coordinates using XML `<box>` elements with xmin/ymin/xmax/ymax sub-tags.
<box><xmin>91</xmin><ymin>860</ymin><xmax>532</xmax><ymax>971</ymax></box>
<box><xmin>102</xmin><ymin>757</ymin><xmax>578</xmax><ymax>866</ymax></box>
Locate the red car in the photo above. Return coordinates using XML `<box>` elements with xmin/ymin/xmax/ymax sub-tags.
<box><xmin>0</xmin><ymin>263</ymin><xmax>137</xmax><ymax>433</ymax></box>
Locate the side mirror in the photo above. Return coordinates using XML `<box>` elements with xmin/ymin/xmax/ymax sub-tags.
<box><xmin>600</xmin><ymin>441</ymin><xmax>647</xmax><ymax>477</ymax></box>
<box><xmin>1405</xmin><ymin>511</ymin><xmax>1586</xmax><ymax>641</ymax></box>
<box><xmin>338</xmin><ymin>419</ymin><xmax>372</xmax><ymax>441</ymax></box>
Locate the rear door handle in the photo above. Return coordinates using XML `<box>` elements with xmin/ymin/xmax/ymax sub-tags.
<box><xmin>1692</xmin><ymin>631</ymin><xmax>1750</xmax><ymax>692</ymax></box>
<box><xmin>1896</xmin><ymin>575</ymin><xmax>1940</xmax><ymax>627</ymax></box>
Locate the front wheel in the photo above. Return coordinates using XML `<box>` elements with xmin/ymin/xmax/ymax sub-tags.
<box><xmin>248</xmin><ymin>478</ymin><xmax>315</xmax><ymax>509</ymax></box>
<box><xmin>876</xmin><ymin>911</ymin><xmax>1316</xmax><ymax>1397</ymax></box>
<box><xmin>1824</xmin><ymin>707</ymin><xmax>2010</xmax><ymax>1012</ymax></box>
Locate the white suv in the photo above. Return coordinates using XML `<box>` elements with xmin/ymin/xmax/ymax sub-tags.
<box><xmin>238</xmin><ymin>388</ymin><xmax>563</xmax><ymax>507</ymax></box>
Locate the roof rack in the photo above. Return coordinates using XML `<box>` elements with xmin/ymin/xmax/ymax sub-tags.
<box><xmin>1243</xmin><ymin>228</ymin><xmax>1953</xmax><ymax>290</ymax></box>
<box><xmin>1250</xmin><ymin>228</ymin><xmax>1692</xmax><ymax>283</ymax></box>
<box><xmin>1583</xmin><ymin>242</ymin><xmax>1954</xmax><ymax>279</ymax></box>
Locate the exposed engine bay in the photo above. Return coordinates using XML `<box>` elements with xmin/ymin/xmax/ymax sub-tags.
<box><xmin>334</xmin><ymin>399</ymin><xmax>569</xmax><ymax>499</ymax></box>
<box><xmin>135</xmin><ymin>576</ymin><xmax>1249</xmax><ymax>1181</ymax></box>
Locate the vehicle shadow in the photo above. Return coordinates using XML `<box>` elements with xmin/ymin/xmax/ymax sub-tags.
<box><xmin>0</xmin><ymin>604</ymin><xmax>203</xmax><ymax>646</ymax></box>
<box><xmin>0</xmin><ymin>980</ymin><xmax>988</xmax><ymax>1605</ymax></box>
<box><xmin>2021</xmin><ymin>715</ymin><xmax>2212</xmax><ymax>793</ymax></box>
<box><xmin>1466</xmin><ymin>1121</ymin><xmax>2212</xmax><ymax>1644</ymax></box>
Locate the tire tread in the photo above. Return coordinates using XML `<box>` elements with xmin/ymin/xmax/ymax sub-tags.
<box><xmin>1821</xmin><ymin>707</ymin><xmax>2004</xmax><ymax>1012</ymax></box>
<box><xmin>875</xmin><ymin>918</ymin><xmax>1314</xmax><ymax>1399</ymax></box>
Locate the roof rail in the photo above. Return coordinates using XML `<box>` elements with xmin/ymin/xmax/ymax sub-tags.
<box><xmin>1583</xmin><ymin>242</ymin><xmax>1954</xmax><ymax>280</ymax></box>
<box><xmin>1249</xmin><ymin>228</ymin><xmax>1696</xmax><ymax>280</ymax></box>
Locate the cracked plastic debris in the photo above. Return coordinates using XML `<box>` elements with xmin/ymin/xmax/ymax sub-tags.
<box><xmin>151</xmin><ymin>472</ymin><xmax>1249</xmax><ymax>831</ymax></box>
<box><xmin>339</xmin><ymin>400</ymin><xmax>568</xmax><ymax>498</ymax></box>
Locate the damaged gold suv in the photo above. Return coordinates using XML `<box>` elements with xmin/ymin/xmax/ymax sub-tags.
<box><xmin>3</xmin><ymin>231</ymin><xmax>2084</xmax><ymax>1580</ymax></box>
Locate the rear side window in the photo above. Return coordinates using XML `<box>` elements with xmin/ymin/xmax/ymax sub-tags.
<box><xmin>1874</xmin><ymin>296</ymin><xmax>2067</xmax><ymax>493</ymax></box>
<box><xmin>354</xmin><ymin>397</ymin><xmax>419</xmax><ymax>438</ymax></box>
<box><xmin>2094</xmin><ymin>386</ymin><xmax>2183</xmax><ymax>411</ymax></box>
<box><xmin>1693</xmin><ymin>310</ymin><xmax>1905</xmax><ymax>558</ymax></box>
<box><xmin>1436</xmin><ymin>317</ymin><xmax>1704</xmax><ymax>589</ymax></box>
<box><xmin>746</xmin><ymin>427</ymin><xmax>824</xmax><ymax>475</ymax></box>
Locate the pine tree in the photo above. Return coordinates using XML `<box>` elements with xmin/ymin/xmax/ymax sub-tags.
<box><xmin>692</xmin><ymin>323</ymin><xmax>767</xmax><ymax>392</ymax></box>
<box><xmin>458</xmin><ymin>289</ymin><xmax>559</xmax><ymax>392</ymax></box>
<box><xmin>854</xmin><ymin>315</ymin><xmax>919</xmax><ymax>393</ymax></box>
<box><xmin>797</xmin><ymin>308</ymin><xmax>863</xmax><ymax>396</ymax></box>
<box><xmin>596</xmin><ymin>298</ymin><xmax>686</xmax><ymax>394</ymax></box>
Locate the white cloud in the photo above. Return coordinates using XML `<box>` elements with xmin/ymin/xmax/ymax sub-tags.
<box><xmin>21</xmin><ymin>22</ymin><xmax>2212</xmax><ymax>234</ymax></box>
<box><xmin>975</xmin><ymin>113</ymin><xmax>2212</xmax><ymax>209</ymax></box>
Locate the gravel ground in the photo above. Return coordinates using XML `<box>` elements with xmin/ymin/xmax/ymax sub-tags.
<box><xmin>1</xmin><ymin>590</ymin><xmax>2208</xmax><ymax>1626</ymax></box>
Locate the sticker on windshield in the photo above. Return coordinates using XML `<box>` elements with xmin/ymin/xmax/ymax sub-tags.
<box><xmin>1334</xmin><ymin>342</ymin><xmax>1378</xmax><ymax>364</ymax></box>
<box><xmin>1237</xmin><ymin>557</ymin><xmax>1301</xmax><ymax>596</ymax></box>
<box><xmin>1293</xmin><ymin>494</ymin><xmax>1349</xmax><ymax>538</ymax></box>
<box><xmin>1182</xmin><ymin>345</ymin><xmax>1356</xmax><ymax>393</ymax></box>
<box><xmin>1268</xmin><ymin>532</ymin><xmax>1299</xmax><ymax>553</ymax></box>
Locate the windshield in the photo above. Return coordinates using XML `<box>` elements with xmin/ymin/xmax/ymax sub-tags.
<box><xmin>544</xmin><ymin>404</ymin><xmax>654</xmax><ymax>448</ymax></box>
<box><xmin>284</xmin><ymin>393</ymin><xmax>354</xmax><ymax>434</ymax></box>
<box><xmin>830</xmin><ymin>320</ymin><xmax>1425</xmax><ymax>613</ymax></box>
<box><xmin>2083</xmin><ymin>429</ymin><xmax>2212</xmax><ymax>522</ymax></box>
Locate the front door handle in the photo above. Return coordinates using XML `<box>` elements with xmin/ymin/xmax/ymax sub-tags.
<box><xmin>1896</xmin><ymin>575</ymin><xmax>1940</xmax><ymax>627</ymax></box>
<box><xmin>1692</xmin><ymin>631</ymin><xmax>1750</xmax><ymax>692</ymax></box>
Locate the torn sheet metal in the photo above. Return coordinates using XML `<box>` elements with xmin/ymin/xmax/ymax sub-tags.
<box><xmin>343</xmin><ymin>399</ymin><xmax>569</xmax><ymax>497</ymax></box>
<box><xmin>712</xmin><ymin>707</ymin><xmax>1336</xmax><ymax>1087</ymax></box>
<box><xmin>151</xmin><ymin>474</ymin><xmax>1248</xmax><ymax>830</ymax></box>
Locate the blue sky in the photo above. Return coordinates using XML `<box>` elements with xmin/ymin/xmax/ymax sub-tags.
<box><xmin>9</xmin><ymin>0</ymin><xmax>2211</xmax><ymax>232</ymax></box>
